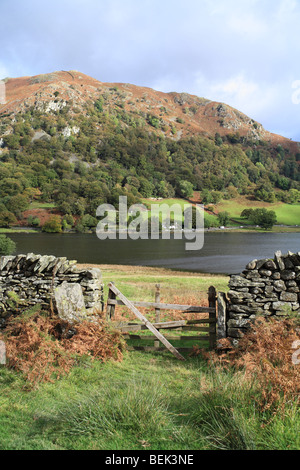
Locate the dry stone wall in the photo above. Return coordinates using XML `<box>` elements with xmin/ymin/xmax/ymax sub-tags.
<box><xmin>0</xmin><ymin>253</ymin><xmax>103</xmax><ymax>327</ymax></box>
<box><xmin>227</xmin><ymin>250</ymin><xmax>300</xmax><ymax>343</ymax></box>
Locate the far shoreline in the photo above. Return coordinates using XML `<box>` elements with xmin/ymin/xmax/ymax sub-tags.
<box><xmin>2</xmin><ymin>225</ymin><xmax>300</xmax><ymax>235</ymax></box>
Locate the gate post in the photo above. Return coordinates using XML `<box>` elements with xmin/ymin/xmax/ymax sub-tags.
<box><xmin>106</xmin><ymin>282</ymin><xmax>116</xmax><ymax>321</ymax></box>
<box><xmin>154</xmin><ymin>284</ymin><xmax>161</xmax><ymax>349</ymax></box>
<box><xmin>217</xmin><ymin>292</ymin><xmax>227</xmax><ymax>342</ymax></box>
<box><xmin>208</xmin><ymin>286</ymin><xmax>217</xmax><ymax>350</ymax></box>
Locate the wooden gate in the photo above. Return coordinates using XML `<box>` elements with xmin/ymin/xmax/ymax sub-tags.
<box><xmin>106</xmin><ymin>283</ymin><xmax>217</xmax><ymax>360</ymax></box>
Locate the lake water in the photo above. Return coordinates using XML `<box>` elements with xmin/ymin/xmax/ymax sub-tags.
<box><xmin>7</xmin><ymin>231</ymin><xmax>300</xmax><ymax>274</ymax></box>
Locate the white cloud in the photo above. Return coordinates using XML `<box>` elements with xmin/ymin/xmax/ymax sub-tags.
<box><xmin>277</xmin><ymin>0</ymin><xmax>298</xmax><ymax>17</ymax></box>
<box><xmin>210</xmin><ymin>75</ymin><xmax>259</xmax><ymax>102</ymax></box>
<box><xmin>228</xmin><ymin>14</ymin><xmax>268</xmax><ymax>38</ymax></box>
<box><xmin>0</xmin><ymin>63</ymin><xmax>10</xmax><ymax>80</ymax></box>
<box><xmin>192</xmin><ymin>73</ymin><xmax>281</xmax><ymax>125</ymax></box>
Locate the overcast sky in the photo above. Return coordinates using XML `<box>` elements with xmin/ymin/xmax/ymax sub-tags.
<box><xmin>1</xmin><ymin>0</ymin><xmax>300</xmax><ymax>140</ymax></box>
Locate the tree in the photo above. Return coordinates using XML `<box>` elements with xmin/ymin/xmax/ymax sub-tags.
<box><xmin>215</xmin><ymin>132</ymin><xmax>223</xmax><ymax>146</ymax></box>
<box><xmin>27</xmin><ymin>216</ymin><xmax>40</xmax><ymax>227</ymax></box>
<box><xmin>81</xmin><ymin>214</ymin><xmax>98</xmax><ymax>229</ymax></box>
<box><xmin>0</xmin><ymin>211</ymin><xmax>18</xmax><ymax>228</ymax></box>
<box><xmin>288</xmin><ymin>188</ymin><xmax>300</xmax><ymax>204</ymax></box>
<box><xmin>0</xmin><ymin>235</ymin><xmax>16</xmax><ymax>255</ymax></box>
<box><xmin>254</xmin><ymin>184</ymin><xmax>276</xmax><ymax>203</ymax></box>
<box><xmin>201</xmin><ymin>189</ymin><xmax>213</xmax><ymax>205</ymax></box>
<box><xmin>42</xmin><ymin>215</ymin><xmax>62</xmax><ymax>233</ymax></box>
<box><xmin>178</xmin><ymin>180</ymin><xmax>194</xmax><ymax>199</ymax></box>
<box><xmin>6</xmin><ymin>194</ymin><xmax>30</xmax><ymax>216</ymax></box>
<box><xmin>241</xmin><ymin>208</ymin><xmax>254</xmax><ymax>219</ymax></box>
<box><xmin>217</xmin><ymin>211</ymin><xmax>230</xmax><ymax>226</ymax></box>
<box><xmin>250</xmin><ymin>208</ymin><xmax>277</xmax><ymax>230</ymax></box>
<box><xmin>62</xmin><ymin>214</ymin><xmax>75</xmax><ymax>228</ymax></box>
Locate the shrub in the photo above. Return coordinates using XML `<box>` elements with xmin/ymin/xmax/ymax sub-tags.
<box><xmin>27</xmin><ymin>216</ymin><xmax>40</xmax><ymax>227</ymax></box>
<box><xmin>0</xmin><ymin>211</ymin><xmax>17</xmax><ymax>228</ymax></box>
<box><xmin>179</xmin><ymin>180</ymin><xmax>194</xmax><ymax>198</ymax></box>
<box><xmin>6</xmin><ymin>194</ymin><xmax>30</xmax><ymax>216</ymax></box>
<box><xmin>1</xmin><ymin>310</ymin><xmax>125</xmax><ymax>385</ymax></box>
<box><xmin>241</xmin><ymin>208</ymin><xmax>254</xmax><ymax>219</ymax></box>
<box><xmin>240</xmin><ymin>208</ymin><xmax>277</xmax><ymax>229</ymax></box>
<box><xmin>213</xmin><ymin>317</ymin><xmax>300</xmax><ymax>411</ymax></box>
<box><xmin>42</xmin><ymin>215</ymin><xmax>62</xmax><ymax>233</ymax></box>
<box><xmin>252</xmin><ymin>208</ymin><xmax>277</xmax><ymax>229</ymax></box>
<box><xmin>81</xmin><ymin>214</ymin><xmax>98</xmax><ymax>229</ymax></box>
<box><xmin>0</xmin><ymin>235</ymin><xmax>16</xmax><ymax>255</ymax></box>
<box><xmin>217</xmin><ymin>211</ymin><xmax>230</xmax><ymax>226</ymax></box>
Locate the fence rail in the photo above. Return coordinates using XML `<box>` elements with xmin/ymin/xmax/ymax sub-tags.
<box><xmin>107</xmin><ymin>299</ymin><xmax>215</xmax><ymax>313</ymax></box>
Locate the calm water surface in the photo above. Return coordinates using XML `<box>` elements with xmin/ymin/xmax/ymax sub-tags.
<box><xmin>8</xmin><ymin>231</ymin><xmax>300</xmax><ymax>274</ymax></box>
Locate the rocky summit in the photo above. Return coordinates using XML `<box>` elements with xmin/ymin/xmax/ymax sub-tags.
<box><xmin>1</xmin><ymin>70</ymin><xmax>298</xmax><ymax>149</ymax></box>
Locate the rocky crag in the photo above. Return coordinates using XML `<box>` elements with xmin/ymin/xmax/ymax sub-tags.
<box><xmin>1</xmin><ymin>70</ymin><xmax>298</xmax><ymax>149</ymax></box>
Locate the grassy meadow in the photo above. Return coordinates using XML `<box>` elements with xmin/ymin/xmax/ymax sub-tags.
<box><xmin>216</xmin><ymin>196</ymin><xmax>300</xmax><ymax>226</ymax></box>
<box><xmin>2</xmin><ymin>348</ymin><xmax>298</xmax><ymax>451</ymax></box>
<box><xmin>0</xmin><ymin>264</ymin><xmax>299</xmax><ymax>451</ymax></box>
<box><xmin>143</xmin><ymin>196</ymin><xmax>300</xmax><ymax>229</ymax></box>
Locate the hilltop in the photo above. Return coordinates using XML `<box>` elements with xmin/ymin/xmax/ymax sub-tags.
<box><xmin>1</xmin><ymin>70</ymin><xmax>298</xmax><ymax>151</ymax></box>
<box><xmin>0</xmin><ymin>70</ymin><xmax>300</xmax><ymax>231</ymax></box>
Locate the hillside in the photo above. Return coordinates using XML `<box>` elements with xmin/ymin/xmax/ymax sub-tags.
<box><xmin>1</xmin><ymin>70</ymin><xmax>299</xmax><ymax>149</ymax></box>
<box><xmin>0</xmin><ymin>70</ymin><xmax>300</xmax><ymax>230</ymax></box>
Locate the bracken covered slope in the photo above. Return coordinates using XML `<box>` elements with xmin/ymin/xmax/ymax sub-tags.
<box><xmin>1</xmin><ymin>70</ymin><xmax>298</xmax><ymax>151</ymax></box>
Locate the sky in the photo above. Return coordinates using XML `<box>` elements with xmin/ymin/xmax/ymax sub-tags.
<box><xmin>1</xmin><ymin>0</ymin><xmax>300</xmax><ymax>140</ymax></box>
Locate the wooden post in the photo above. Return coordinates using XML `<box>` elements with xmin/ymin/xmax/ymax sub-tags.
<box><xmin>49</xmin><ymin>260</ymin><xmax>59</xmax><ymax>317</ymax></box>
<box><xmin>106</xmin><ymin>282</ymin><xmax>116</xmax><ymax>321</ymax></box>
<box><xmin>217</xmin><ymin>292</ymin><xmax>227</xmax><ymax>343</ymax></box>
<box><xmin>155</xmin><ymin>284</ymin><xmax>161</xmax><ymax>322</ymax></box>
<box><xmin>154</xmin><ymin>284</ymin><xmax>160</xmax><ymax>349</ymax></box>
<box><xmin>208</xmin><ymin>286</ymin><xmax>217</xmax><ymax>350</ymax></box>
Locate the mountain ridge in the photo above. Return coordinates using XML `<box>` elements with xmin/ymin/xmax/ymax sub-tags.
<box><xmin>1</xmin><ymin>69</ymin><xmax>298</xmax><ymax>151</ymax></box>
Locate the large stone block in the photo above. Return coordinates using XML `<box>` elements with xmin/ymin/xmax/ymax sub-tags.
<box><xmin>54</xmin><ymin>282</ymin><xmax>87</xmax><ymax>323</ymax></box>
<box><xmin>280</xmin><ymin>292</ymin><xmax>298</xmax><ymax>302</ymax></box>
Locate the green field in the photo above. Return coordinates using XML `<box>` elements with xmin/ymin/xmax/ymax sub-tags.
<box><xmin>0</xmin><ymin>228</ymin><xmax>38</xmax><ymax>234</ymax></box>
<box><xmin>142</xmin><ymin>196</ymin><xmax>300</xmax><ymax>228</ymax></box>
<box><xmin>216</xmin><ymin>197</ymin><xmax>300</xmax><ymax>226</ymax></box>
<box><xmin>98</xmin><ymin>264</ymin><xmax>229</xmax><ymax>302</ymax></box>
<box><xmin>142</xmin><ymin>198</ymin><xmax>218</xmax><ymax>229</ymax></box>
<box><xmin>28</xmin><ymin>202</ymin><xmax>56</xmax><ymax>210</ymax></box>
